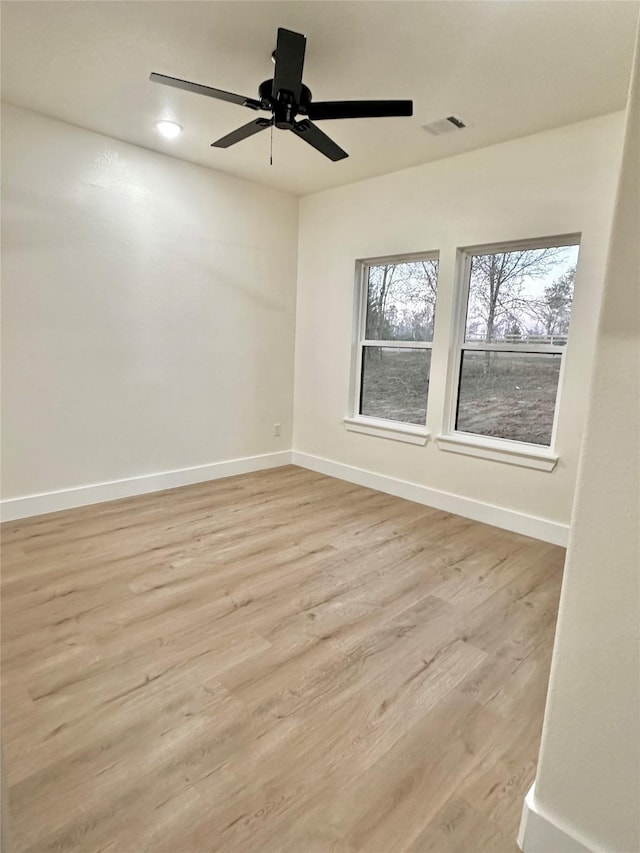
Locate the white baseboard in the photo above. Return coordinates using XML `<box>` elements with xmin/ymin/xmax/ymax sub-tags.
<box><xmin>518</xmin><ymin>784</ymin><xmax>596</xmax><ymax>853</ymax></box>
<box><xmin>291</xmin><ymin>451</ymin><xmax>569</xmax><ymax>546</ymax></box>
<box><xmin>2</xmin><ymin>449</ymin><xmax>570</xmax><ymax>547</ymax></box>
<box><xmin>0</xmin><ymin>451</ymin><xmax>293</xmax><ymax>522</ymax></box>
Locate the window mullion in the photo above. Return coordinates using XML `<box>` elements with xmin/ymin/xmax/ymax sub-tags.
<box><xmin>444</xmin><ymin>250</ymin><xmax>472</xmax><ymax>436</ymax></box>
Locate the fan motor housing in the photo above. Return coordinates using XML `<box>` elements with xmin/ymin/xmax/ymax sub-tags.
<box><xmin>259</xmin><ymin>79</ymin><xmax>311</xmax><ymax>127</ymax></box>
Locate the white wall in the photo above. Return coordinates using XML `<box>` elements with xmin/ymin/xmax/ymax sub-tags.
<box><xmin>1</xmin><ymin>105</ymin><xmax>298</xmax><ymax>503</ymax></box>
<box><xmin>0</xmin><ymin>106</ymin><xmax>627</xmax><ymax>536</ymax></box>
<box><xmin>293</xmin><ymin>113</ymin><xmax>624</xmax><ymax>533</ymax></box>
<box><xmin>521</xmin><ymin>28</ymin><xmax>639</xmax><ymax>853</ymax></box>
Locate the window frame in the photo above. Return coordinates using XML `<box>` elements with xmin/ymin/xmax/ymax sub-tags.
<box><xmin>345</xmin><ymin>250</ymin><xmax>440</xmax><ymax>445</ymax></box>
<box><xmin>436</xmin><ymin>234</ymin><xmax>581</xmax><ymax>471</ymax></box>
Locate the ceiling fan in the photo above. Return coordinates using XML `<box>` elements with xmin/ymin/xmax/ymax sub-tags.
<box><xmin>150</xmin><ymin>27</ymin><xmax>413</xmax><ymax>161</ymax></box>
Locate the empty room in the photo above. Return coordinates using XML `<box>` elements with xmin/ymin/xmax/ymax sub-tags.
<box><xmin>1</xmin><ymin>2</ymin><xmax>638</xmax><ymax>852</ymax></box>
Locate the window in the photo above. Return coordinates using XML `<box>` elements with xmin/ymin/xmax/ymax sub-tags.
<box><xmin>345</xmin><ymin>254</ymin><xmax>439</xmax><ymax>443</ymax></box>
<box><xmin>441</xmin><ymin>237</ymin><xmax>580</xmax><ymax>466</ymax></box>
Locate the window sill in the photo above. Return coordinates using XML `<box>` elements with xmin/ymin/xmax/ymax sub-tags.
<box><xmin>435</xmin><ymin>433</ymin><xmax>558</xmax><ymax>471</ymax></box>
<box><xmin>343</xmin><ymin>416</ymin><xmax>429</xmax><ymax>446</ymax></box>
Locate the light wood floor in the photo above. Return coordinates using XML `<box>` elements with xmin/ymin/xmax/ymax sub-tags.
<box><xmin>1</xmin><ymin>465</ymin><xmax>564</xmax><ymax>853</ymax></box>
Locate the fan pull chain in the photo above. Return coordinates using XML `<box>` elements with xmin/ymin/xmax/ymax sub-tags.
<box><xmin>270</xmin><ymin>122</ymin><xmax>273</xmax><ymax>166</ymax></box>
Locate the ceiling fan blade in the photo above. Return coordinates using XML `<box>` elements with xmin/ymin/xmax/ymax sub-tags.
<box><xmin>212</xmin><ymin>118</ymin><xmax>273</xmax><ymax>148</ymax></box>
<box><xmin>150</xmin><ymin>73</ymin><xmax>261</xmax><ymax>109</ymax></box>
<box><xmin>291</xmin><ymin>120</ymin><xmax>348</xmax><ymax>161</ymax></box>
<box><xmin>272</xmin><ymin>28</ymin><xmax>306</xmax><ymax>102</ymax></box>
<box><xmin>306</xmin><ymin>100</ymin><xmax>413</xmax><ymax>121</ymax></box>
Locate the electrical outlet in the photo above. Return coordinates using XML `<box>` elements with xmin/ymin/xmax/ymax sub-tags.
<box><xmin>273</xmin><ymin>423</ymin><xmax>281</xmax><ymax>438</ymax></box>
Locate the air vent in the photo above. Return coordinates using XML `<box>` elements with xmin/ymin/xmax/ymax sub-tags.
<box><xmin>422</xmin><ymin>115</ymin><xmax>467</xmax><ymax>136</ymax></box>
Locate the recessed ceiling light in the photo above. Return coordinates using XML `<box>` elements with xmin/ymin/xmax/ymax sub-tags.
<box><xmin>156</xmin><ymin>120</ymin><xmax>182</xmax><ymax>139</ymax></box>
<box><xmin>422</xmin><ymin>116</ymin><xmax>467</xmax><ymax>136</ymax></box>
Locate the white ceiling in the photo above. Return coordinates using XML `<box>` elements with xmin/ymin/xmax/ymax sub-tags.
<box><xmin>1</xmin><ymin>0</ymin><xmax>638</xmax><ymax>196</ymax></box>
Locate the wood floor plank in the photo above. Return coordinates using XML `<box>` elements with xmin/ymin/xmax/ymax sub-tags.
<box><xmin>1</xmin><ymin>465</ymin><xmax>563</xmax><ymax>852</ymax></box>
<box><xmin>405</xmin><ymin>796</ymin><xmax>516</xmax><ymax>852</ymax></box>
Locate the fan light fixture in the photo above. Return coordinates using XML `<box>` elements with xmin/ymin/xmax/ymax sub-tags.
<box><xmin>156</xmin><ymin>120</ymin><xmax>182</xmax><ymax>139</ymax></box>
